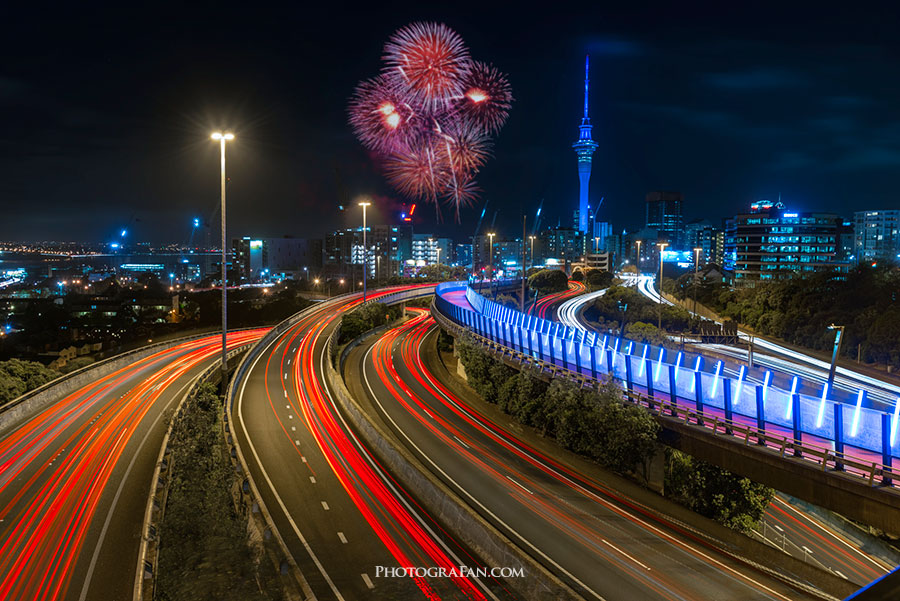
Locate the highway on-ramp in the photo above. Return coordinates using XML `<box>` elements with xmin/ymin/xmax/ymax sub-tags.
<box><xmin>0</xmin><ymin>329</ymin><xmax>266</xmax><ymax>601</ymax></box>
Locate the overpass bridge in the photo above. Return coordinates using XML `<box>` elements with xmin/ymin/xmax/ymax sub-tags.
<box><xmin>432</xmin><ymin>281</ymin><xmax>900</xmax><ymax>534</ymax></box>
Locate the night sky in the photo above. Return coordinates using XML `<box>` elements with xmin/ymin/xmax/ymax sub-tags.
<box><xmin>2</xmin><ymin>2</ymin><xmax>899</xmax><ymax>243</ymax></box>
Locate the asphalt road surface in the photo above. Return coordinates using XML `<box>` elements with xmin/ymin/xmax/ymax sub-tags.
<box><xmin>232</xmin><ymin>288</ymin><xmax>515</xmax><ymax>601</ymax></box>
<box><xmin>346</xmin><ymin>309</ymin><xmax>823</xmax><ymax>601</ymax></box>
<box><xmin>0</xmin><ymin>329</ymin><xmax>266</xmax><ymax>601</ymax></box>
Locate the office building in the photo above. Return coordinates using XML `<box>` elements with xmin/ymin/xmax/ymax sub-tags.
<box><xmin>684</xmin><ymin>219</ymin><xmax>721</xmax><ymax>264</ymax></box>
<box><xmin>232</xmin><ymin>237</ymin><xmax>322</xmax><ymax>282</ymax></box>
<box><xmin>645</xmin><ymin>191</ymin><xmax>684</xmax><ymax>248</ymax></box>
<box><xmin>854</xmin><ymin>210</ymin><xmax>900</xmax><ymax>264</ymax></box>
<box><xmin>411</xmin><ymin>235</ymin><xmax>452</xmax><ymax>266</ymax></box>
<box><xmin>724</xmin><ymin>200</ymin><xmax>847</xmax><ymax>287</ymax></box>
<box><xmin>324</xmin><ymin>225</ymin><xmax>412</xmax><ymax>280</ymax></box>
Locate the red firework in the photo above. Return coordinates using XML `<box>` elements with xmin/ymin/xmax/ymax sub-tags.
<box><xmin>383</xmin><ymin>22</ymin><xmax>472</xmax><ymax>110</ymax></box>
<box><xmin>350</xmin><ymin>22</ymin><xmax>511</xmax><ymax>221</ymax></box>
<box><xmin>443</xmin><ymin>173</ymin><xmax>480</xmax><ymax>219</ymax></box>
<box><xmin>456</xmin><ymin>61</ymin><xmax>513</xmax><ymax>134</ymax></box>
<box><xmin>348</xmin><ymin>75</ymin><xmax>421</xmax><ymax>154</ymax></box>
<box><xmin>383</xmin><ymin>146</ymin><xmax>448</xmax><ymax>202</ymax></box>
<box><xmin>437</xmin><ymin>121</ymin><xmax>492</xmax><ymax>174</ymax></box>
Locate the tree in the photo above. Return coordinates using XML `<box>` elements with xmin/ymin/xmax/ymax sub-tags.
<box><xmin>527</xmin><ymin>269</ymin><xmax>568</xmax><ymax>294</ymax></box>
<box><xmin>0</xmin><ymin>359</ymin><xmax>60</xmax><ymax>404</ymax></box>
<box><xmin>585</xmin><ymin>269</ymin><xmax>614</xmax><ymax>290</ymax></box>
<box><xmin>625</xmin><ymin>322</ymin><xmax>669</xmax><ymax>347</ymax></box>
<box><xmin>338</xmin><ymin>302</ymin><xmax>401</xmax><ymax>343</ymax></box>
<box><xmin>664</xmin><ymin>449</ymin><xmax>774</xmax><ymax>533</ymax></box>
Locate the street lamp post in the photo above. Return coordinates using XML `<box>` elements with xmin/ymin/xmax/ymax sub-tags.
<box><xmin>827</xmin><ymin>324</ymin><xmax>845</xmax><ymax>388</ymax></box>
<box><xmin>211</xmin><ymin>131</ymin><xmax>234</xmax><ymax>381</ymax></box>
<box><xmin>487</xmin><ymin>233</ymin><xmax>495</xmax><ymax>281</ymax></box>
<box><xmin>693</xmin><ymin>247</ymin><xmax>702</xmax><ymax>315</ymax></box>
<box><xmin>529</xmin><ymin>235</ymin><xmax>535</xmax><ymax>270</ymax></box>
<box><xmin>359</xmin><ymin>200</ymin><xmax>371</xmax><ymax>302</ymax></box>
<box><xmin>635</xmin><ymin>240</ymin><xmax>642</xmax><ymax>273</ymax></box>
<box><xmin>657</xmin><ymin>242</ymin><xmax>668</xmax><ymax>330</ymax></box>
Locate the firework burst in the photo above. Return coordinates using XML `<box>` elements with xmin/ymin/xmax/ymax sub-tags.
<box><xmin>456</xmin><ymin>61</ymin><xmax>513</xmax><ymax>134</ymax></box>
<box><xmin>350</xmin><ymin>22</ymin><xmax>512</xmax><ymax>221</ymax></box>
<box><xmin>348</xmin><ymin>75</ymin><xmax>420</xmax><ymax>154</ymax></box>
<box><xmin>383</xmin><ymin>22</ymin><xmax>471</xmax><ymax>111</ymax></box>
<box><xmin>437</xmin><ymin>121</ymin><xmax>492</xmax><ymax>175</ymax></box>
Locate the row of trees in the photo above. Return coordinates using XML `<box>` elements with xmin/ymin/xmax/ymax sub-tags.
<box><xmin>156</xmin><ymin>383</ymin><xmax>283</xmax><ymax>601</ymax></box>
<box><xmin>0</xmin><ymin>359</ymin><xmax>59</xmax><ymax>405</ymax></box>
<box><xmin>670</xmin><ymin>264</ymin><xmax>900</xmax><ymax>369</ymax></box>
<box><xmin>456</xmin><ymin>337</ymin><xmax>660</xmax><ymax>477</ymax></box>
<box><xmin>338</xmin><ymin>302</ymin><xmax>403</xmax><ymax>344</ymax></box>
<box><xmin>585</xmin><ymin>285</ymin><xmax>693</xmax><ymax>342</ymax></box>
<box><xmin>454</xmin><ymin>336</ymin><xmax>773</xmax><ymax>532</ymax></box>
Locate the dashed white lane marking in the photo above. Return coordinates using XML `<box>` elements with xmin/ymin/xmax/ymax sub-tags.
<box><xmin>301</xmin><ymin>454</ymin><xmax>306</xmax><ymax>460</ymax></box>
<box><xmin>288</xmin><ymin>415</ymin><xmax>293</xmax><ymax>420</ymax></box>
<box><xmin>361</xmin><ymin>573</ymin><xmax>374</xmax><ymax>589</ymax></box>
<box><xmin>453</xmin><ymin>435</ymin><xmax>470</xmax><ymax>449</ymax></box>
<box><xmin>321</xmin><ymin>501</ymin><xmax>330</xmax><ymax>510</ymax></box>
<box><xmin>338</xmin><ymin>532</ymin><xmax>347</xmax><ymax>544</ymax></box>
<box><xmin>284</xmin><ymin>390</ymin><xmax>287</xmax><ymax>397</ymax></box>
<box><xmin>602</xmin><ymin>539</ymin><xmax>651</xmax><ymax>571</ymax></box>
<box><xmin>310</xmin><ymin>476</ymin><xmax>316</xmax><ymax>484</ymax></box>
<box><xmin>505</xmin><ymin>476</ymin><xmax>533</xmax><ymax>495</ymax></box>
<box><xmin>295</xmin><ymin>440</ymin><xmax>301</xmax><ymax>446</ymax></box>
<box><xmin>286</xmin><ymin>404</ymin><xmax>290</xmax><ymax>409</ymax></box>
<box><xmin>291</xmin><ymin>426</ymin><xmax>296</xmax><ymax>431</ymax></box>
<box><xmin>284</xmin><ymin>373</ymin><xmax>287</xmax><ymax>380</ymax></box>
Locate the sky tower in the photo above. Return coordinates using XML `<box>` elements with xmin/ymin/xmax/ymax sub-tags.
<box><xmin>572</xmin><ymin>55</ymin><xmax>599</xmax><ymax>234</ymax></box>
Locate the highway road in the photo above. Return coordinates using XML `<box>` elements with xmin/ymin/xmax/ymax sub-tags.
<box><xmin>756</xmin><ymin>496</ymin><xmax>891</xmax><ymax>586</ymax></box>
<box><xmin>0</xmin><ymin>329</ymin><xmax>266</xmax><ymax>601</ymax></box>
<box><xmin>232</xmin><ymin>288</ymin><xmax>513</xmax><ymax>601</ymax></box>
<box><xmin>556</xmin><ymin>276</ymin><xmax>895</xmax><ymax>581</ymax></box>
<box><xmin>347</xmin><ymin>308</ymin><xmax>822</xmax><ymax>601</ymax></box>
<box><xmin>529</xmin><ymin>281</ymin><xmax>586</xmax><ymax>320</ymax></box>
<box><xmin>633</xmin><ymin>275</ymin><xmax>900</xmax><ymax>409</ymax></box>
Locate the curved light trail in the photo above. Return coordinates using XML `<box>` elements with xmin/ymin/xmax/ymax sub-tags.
<box><xmin>634</xmin><ymin>276</ymin><xmax>900</xmax><ymax>408</ymax></box>
<box><xmin>351</xmin><ymin>309</ymin><xmax>821</xmax><ymax>601</ymax></box>
<box><xmin>530</xmin><ymin>281</ymin><xmax>585</xmax><ymax>320</ymax></box>
<box><xmin>0</xmin><ymin>328</ymin><xmax>267</xmax><ymax>601</ymax></box>
<box><xmin>233</xmin><ymin>288</ymin><xmax>508</xmax><ymax>601</ymax></box>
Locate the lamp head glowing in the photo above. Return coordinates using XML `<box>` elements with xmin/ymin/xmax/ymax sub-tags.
<box><xmin>211</xmin><ymin>132</ymin><xmax>234</xmax><ymax>141</ymax></box>
<box><xmin>358</xmin><ymin>200</ymin><xmax>371</xmax><ymax>208</ymax></box>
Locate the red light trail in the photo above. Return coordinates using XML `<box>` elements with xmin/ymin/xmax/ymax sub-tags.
<box><xmin>0</xmin><ymin>329</ymin><xmax>267</xmax><ymax>601</ymax></box>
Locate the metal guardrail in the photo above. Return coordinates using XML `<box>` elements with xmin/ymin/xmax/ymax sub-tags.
<box><xmin>431</xmin><ymin>292</ymin><xmax>900</xmax><ymax>491</ymax></box>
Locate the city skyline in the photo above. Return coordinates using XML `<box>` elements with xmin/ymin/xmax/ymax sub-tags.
<box><xmin>2</xmin><ymin>3</ymin><xmax>900</xmax><ymax>245</ymax></box>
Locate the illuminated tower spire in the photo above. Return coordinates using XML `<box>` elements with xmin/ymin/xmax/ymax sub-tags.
<box><xmin>572</xmin><ymin>55</ymin><xmax>599</xmax><ymax>234</ymax></box>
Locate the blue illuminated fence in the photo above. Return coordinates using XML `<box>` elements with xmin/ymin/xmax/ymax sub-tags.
<box><xmin>434</xmin><ymin>282</ymin><xmax>900</xmax><ymax>473</ymax></box>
